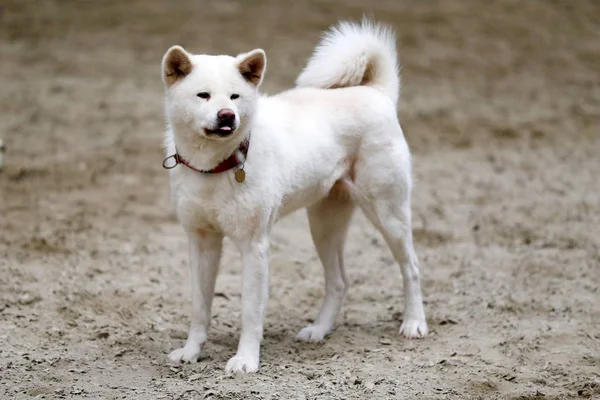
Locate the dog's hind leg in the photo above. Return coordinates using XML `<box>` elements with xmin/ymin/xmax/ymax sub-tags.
<box><xmin>296</xmin><ymin>193</ymin><xmax>354</xmax><ymax>342</ymax></box>
<box><xmin>350</xmin><ymin>154</ymin><xmax>428</xmax><ymax>339</ymax></box>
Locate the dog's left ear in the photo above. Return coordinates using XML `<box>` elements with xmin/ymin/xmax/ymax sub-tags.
<box><xmin>237</xmin><ymin>49</ymin><xmax>267</xmax><ymax>87</ymax></box>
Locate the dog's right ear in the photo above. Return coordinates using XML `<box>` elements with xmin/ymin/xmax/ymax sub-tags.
<box><xmin>162</xmin><ymin>46</ymin><xmax>193</xmax><ymax>87</ymax></box>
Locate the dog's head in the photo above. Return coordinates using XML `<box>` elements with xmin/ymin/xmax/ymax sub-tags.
<box><xmin>162</xmin><ymin>46</ymin><xmax>266</xmax><ymax>140</ymax></box>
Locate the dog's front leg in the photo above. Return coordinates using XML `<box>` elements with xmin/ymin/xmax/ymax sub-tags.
<box><xmin>225</xmin><ymin>236</ymin><xmax>270</xmax><ymax>374</ymax></box>
<box><xmin>168</xmin><ymin>231</ymin><xmax>222</xmax><ymax>364</ymax></box>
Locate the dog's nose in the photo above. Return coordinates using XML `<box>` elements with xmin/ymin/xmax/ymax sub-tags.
<box><xmin>217</xmin><ymin>109</ymin><xmax>236</xmax><ymax>124</ymax></box>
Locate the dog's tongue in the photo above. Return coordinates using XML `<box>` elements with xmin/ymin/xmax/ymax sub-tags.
<box><xmin>220</xmin><ymin>126</ymin><xmax>231</xmax><ymax>131</ymax></box>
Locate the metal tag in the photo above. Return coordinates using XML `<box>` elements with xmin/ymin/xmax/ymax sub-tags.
<box><xmin>235</xmin><ymin>168</ymin><xmax>246</xmax><ymax>183</ymax></box>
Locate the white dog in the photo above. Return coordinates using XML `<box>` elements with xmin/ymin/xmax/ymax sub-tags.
<box><xmin>162</xmin><ymin>19</ymin><xmax>428</xmax><ymax>374</ymax></box>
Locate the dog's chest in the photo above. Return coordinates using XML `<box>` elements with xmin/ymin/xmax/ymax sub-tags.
<box><xmin>176</xmin><ymin>188</ymin><xmax>229</xmax><ymax>231</ymax></box>
<box><xmin>171</xmin><ymin>173</ymin><xmax>263</xmax><ymax>236</ymax></box>
<box><xmin>177</xmin><ymin>196</ymin><xmax>218</xmax><ymax>232</ymax></box>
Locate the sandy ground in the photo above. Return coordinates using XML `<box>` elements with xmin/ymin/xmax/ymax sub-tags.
<box><xmin>1</xmin><ymin>1</ymin><xmax>599</xmax><ymax>399</ymax></box>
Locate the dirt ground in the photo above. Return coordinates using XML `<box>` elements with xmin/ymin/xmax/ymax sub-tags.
<box><xmin>1</xmin><ymin>0</ymin><xmax>599</xmax><ymax>399</ymax></box>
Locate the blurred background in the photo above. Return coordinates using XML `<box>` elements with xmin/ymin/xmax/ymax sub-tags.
<box><xmin>1</xmin><ymin>1</ymin><xmax>599</xmax><ymax>399</ymax></box>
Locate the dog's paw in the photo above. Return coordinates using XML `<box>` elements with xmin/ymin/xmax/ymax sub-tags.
<box><xmin>168</xmin><ymin>343</ymin><xmax>202</xmax><ymax>364</ymax></box>
<box><xmin>399</xmin><ymin>318</ymin><xmax>428</xmax><ymax>339</ymax></box>
<box><xmin>225</xmin><ymin>354</ymin><xmax>259</xmax><ymax>374</ymax></box>
<box><xmin>295</xmin><ymin>325</ymin><xmax>329</xmax><ymax>343</ymax></box>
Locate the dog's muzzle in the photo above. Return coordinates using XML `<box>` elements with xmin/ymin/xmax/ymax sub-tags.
<box><xmin>206</xmin><ymin>108</ymin><xmax>237</xmax><ymax>137</ymax></box>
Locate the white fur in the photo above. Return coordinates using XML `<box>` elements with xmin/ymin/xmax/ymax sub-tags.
<box><xmin>163</xmin><ymin>20</ymin><xmax>427</xmax><ymax>374</ymax></box>
<box><xmin>296</xmin><ymin>18</ymin><xmax>400</xmax><ymax>106</ymax></box>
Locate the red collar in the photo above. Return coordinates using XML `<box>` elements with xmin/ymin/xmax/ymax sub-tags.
<box><xmin>162</xmin><ymin>135</ymin><xmax>250</xmax><ymax>174</ymax></box>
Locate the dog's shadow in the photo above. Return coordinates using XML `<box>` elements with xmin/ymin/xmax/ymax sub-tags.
<box><xmin>205</xmin><ymin>326</ymin><xmax>341</xmax><ymax>366</ymax></box>
<box><xmin>200</xmin><ymin>314</ymin><xmax>441</xmax><ymax>370</ymax></box>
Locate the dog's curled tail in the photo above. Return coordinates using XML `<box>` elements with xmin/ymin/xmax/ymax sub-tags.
<box><xmin>296</xmin><ymin>19</ymin><xmax>400</xmax><ymax>107</ymax></box>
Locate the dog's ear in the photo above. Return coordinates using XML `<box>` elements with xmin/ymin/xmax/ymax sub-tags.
<box><xmin>237</xmin><ymin>49</ymin><xmax>267</xmax><ymax>87</ymax></box>
<box><xmin>162</xmin><ymin>46</ymin><xmax>193</xmax><ymax>87</ymax></box>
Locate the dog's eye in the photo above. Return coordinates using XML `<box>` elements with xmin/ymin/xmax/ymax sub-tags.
<box><xmin>230</xmin><ymin>94</ymin><xmax>240</xmax><ymax>100</ymax></box>
<box><xmin>197</xmin><ymin>92</ymin><xmax>211</xmax><ymax>99</ymax></box>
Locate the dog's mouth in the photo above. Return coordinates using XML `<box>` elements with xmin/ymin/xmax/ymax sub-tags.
<box><xmin>205</xmin><ymin>122</ymin><xmax>237</xmax><ymax>137</ymax></box>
